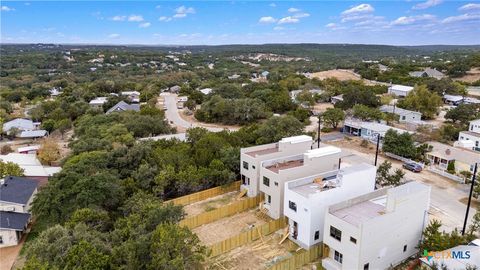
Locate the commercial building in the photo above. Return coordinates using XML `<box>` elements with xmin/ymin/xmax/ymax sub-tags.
<box><xmin>240</xmin><ymin>135</ymin><xmax>313</xmax><ymax>197</ymax></box>
<box><xmin>322</xmin><ymin>182</ymin><xmax>431</xmax><ymax>270</ymax></box>
<box><xmin>283</xmin><ymin>163</ymin><xmax>376</xmax><ymax>249</ymax></box>
<box><xmin>259</xmin><ymin>146</ymin><xmax>343</xmax><ymax>219</ymax></box>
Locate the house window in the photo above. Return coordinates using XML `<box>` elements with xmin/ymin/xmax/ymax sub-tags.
<box><xmin>350</xmin><ymin>237</ymin><xmax>357</xmax><ymax>244</ymax></box>
<box><xmin>267</xmin><ymin>195</ymin><xmax>271</xmax><ymax>204</ymax></box>
<box><xmin>263</xmin><ymin>176</ymin><xmax>270</xmax><ymax>187</ymax></box>
<box><xmin>289</xmin><ymin>201</ymin><xmax>297</xmax><ymax>212</ymax></box>
<box><xmin>334</xmin><ymin>250</ymin><xmax>343</xmax><ymax>264</ymax></box>
<box><xmin>330</xmin><ymin>226</ymin><xmax>342</xmax><ymax>241</ymax></box>
<box><xmin>0</xmin><ymin>236</ymin><xmax>3</xmax><ymax>244</ymax></box>
<box><xmin>241</xmin><ymin>174</ymin><xmax>246</xmax><ymax>185</ymax></box>
<box><xmin>402</xmin><ymin>116</ymin><xmax>406</xmax><ymax>120</ymax></box>
<box><xmin>403</xmin><ymin>245</ymin><xmax>407</xmax><ymax>252</ymax></box>
<box><xmin>243</xmin><ymin>161</ymin><xmax>249</xmax><ymax>170</ymax></box>
<box><xmin>364</xmin><ymin>263</ymin><xmax>369</xmax><ymax>270</ymax></box>
<box><xmin>252</xmin><ymin>165</ymin><xmax>256</xmax><ymax>169</ymax></box>
<box><xmin>274</xmin><ymin>182</ymin><xmax>278</xmax><ymax>186</ymax></box>
<box><xmin>314</xmin><ymin>231</ymin><xmax>319</xmax><ymax>240</ymax></box>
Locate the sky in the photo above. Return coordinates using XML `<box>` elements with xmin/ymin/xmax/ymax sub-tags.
<box><xmin>1</xmin><ymin>1</ymin><xmax>480</xmax><ymax>45</ymax></box>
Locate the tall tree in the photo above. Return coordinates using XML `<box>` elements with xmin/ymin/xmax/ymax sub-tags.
<box><xmin>322</xmin><ymin>108</ymin><xmax>345</xmax><ymax>129</ymax></box>
<box><xmin>397</xmin><ymin>85</ymin><xmax>442</xmax><ymax>119</ymax></box>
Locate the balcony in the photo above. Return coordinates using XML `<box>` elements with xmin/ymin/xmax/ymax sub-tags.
<box><xmin>322</xmin><ymin>257</ymin><xmax>342</xmax><ymax>270</ymax></box>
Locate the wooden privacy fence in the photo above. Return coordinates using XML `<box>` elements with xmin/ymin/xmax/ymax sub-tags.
<box><xmin>267</xmin><ymin>244</ymin><xmax>322</xmax><ymax>270</ymax></box>
<box><xmin>209</xmin><ymin>217</ymin><xmax>288</xmax><ymax>257</ymax></box>
<box><xmin>179</xmin><ymin>195</ymin><xmax>262</xmax><ymax>229</ymax></box>
<box><xmin>164</xmin><ymin>181</ymin><xmax>241</xmax><ymax>206</ymax></box>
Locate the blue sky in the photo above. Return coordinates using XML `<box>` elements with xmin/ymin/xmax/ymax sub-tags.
<box><xmin>1</xmin><ymin>1</ymin><xmax>480</xmax><ymax>45</ymax></box>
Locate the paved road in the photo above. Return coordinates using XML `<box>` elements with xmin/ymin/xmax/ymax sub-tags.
<box><xmin>161</xmin><ymin>93</ymin><xmax>238</xmax><ymax>132</ymax></box>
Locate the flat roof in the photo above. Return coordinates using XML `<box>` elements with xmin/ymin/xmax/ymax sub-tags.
<box><xmin>332</xmin><ymin>197</ymin><xmax>386</xmax><ymax>227</ymax></box>
<box><xmin>266</xmin><ymin>159</ymin><xmax>304</xmax><ymax>173</ymax></box>
<box><xmin>389</xmin><ymin>84</ymin><xmax>414</xmax><ymax>92</ymax></box>
<box><xmin>304</xmin><ymin>146</ymin><xmax>341</xmax><ymax>159</ymax></box>
<box><xmin>290</xmin><ymin>174</ymin><xmax>339</xmax><ymax>197</ymax></box>
<box><xmin>279</xmin><ymin>135</ymin><xmax>313</xmax><ymax>144</ymax></box>
<box><xmin>245</xmin><ymin>147</ymin><xmax>279</xmax><ymax>157</ymax></box>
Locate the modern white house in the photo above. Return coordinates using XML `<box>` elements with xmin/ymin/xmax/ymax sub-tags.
<box><xmin>322</xmin><ymin>182</ymin><xmax>431</xmax><ymax>270</ymax></box>
<box><xmin>259</xmin><ymin>146</ymin><xmax>343</xmax><ymax>219</ymax></box>
<box><xmin>0</xmin><ymin>176</ymin><xmax>38</xmax><ymax>247</ymax></box>
<box><xmin>456</xmin><ymin>119</ymin><xmax>480</xmax><ymax>151</ymax></box>
<box><xmin>240</xmin><ymin>135</ymin><xmax>313</xmax><ymax>198</ymax></box>
<box><xmin>283</xmin><ymin>163</ymin><xmax>376</xmax><ymax>249</ymax></box>
<box><xmin>379</xmin><ymin>105</ymin><xmax>422</xmax><ymax>123</ymax></box>
<box><xmin>388</xmin><ymin>85</ymin><xmax>414</xmax><ymax>97</ymax></box>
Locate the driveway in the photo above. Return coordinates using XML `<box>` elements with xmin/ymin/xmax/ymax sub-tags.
<box><xmin>161</xmin><ymin>93</ymin><xmax>238</xmax><ymax>132</ymax></box>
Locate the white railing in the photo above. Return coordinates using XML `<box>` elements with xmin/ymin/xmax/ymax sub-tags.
<box><xmin>427</xmin><ymin>166</ymin><xmax>465</xmax><ymax>183</ymax></box>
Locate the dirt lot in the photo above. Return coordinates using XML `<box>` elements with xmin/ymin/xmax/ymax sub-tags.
<box><xmin>454</xmin><ymin>67</ymin><xmax>480</xmax><ymax>84</ymax></box>
<box><xmin>193</xmin><ymin>209</ymin><xmax>268</xmax><ymax>246</ymax></box>
<box><xmin>180</xmin><ymin>110</ymin><xmax>240</xmax><ymax>131</ymax></box>
<box><xmin>311</xmin><ymin>69</ymin><xmax>361</xmax><ymax>81</ymax></box>
<box><xmin>207</xmin><ymin>230</ymin><xmax>298</xmax><ymax>270</ymax></box>
<box><xmin>183</xmin><ymin>191</ymin><xmax>243</xmax><ymax>217</ymax></box>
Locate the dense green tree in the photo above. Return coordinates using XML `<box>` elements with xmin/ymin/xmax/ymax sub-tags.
<box><xmin>0</xmin><ymin>160</ymin><xmax>24</xmax><ymax>178</ymax></box>
<box><xmin>351</xmin><ymin>104</ymin><xmax>383</xmax><ymax>121</ymax></box>
<box><xmin>322</xmin><ymin>108</ymin><xmax>345</xmax><ymax>129</ymax></box>
<box><xmin>397</xmin><ymin>85</ymin><xmax>442</xmax><ymax>119</ymax></box>
<box><xmin>382</xmin><ymin>129</ymin><xmax>417</xmax><ymax>158</ymax></box>
<box><xmin>253</xmin><ymin>115</ymin><xmax>305</xmax><ymax>144</ymax></box>
<box><xmin>335</xmin><ymin>88</ymin><xmax>380</xmax><ymax>109</ymax></box>
<box><xmin>445</xmin><ymin>104</ymin><xmax>480</xmax><ymax>125</ymax></box>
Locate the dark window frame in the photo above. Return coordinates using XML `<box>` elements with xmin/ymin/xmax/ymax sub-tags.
<box><xmin>289</xmin><ymin>201</ymin><xmax>297</xmax><ymax>212</ymax></box>
<box><xmin>350</xmin><ymin>236</ymin><xmax>357</xmax><ymax>244</ymax></box>
<box><xmin>314</xmin><ymin>231</ymin><xmax>320</xmax><ymax>240</ymax></box>
<box><xmin>263</xmin><ymin>176</ymin><xmax>270</xmax><ymax>187</ymax></box>
<box><xmin>243</xmin><ymin>161</ymin><xmax>249</xmax><ymax>170</ymax></box>
<box><xmin>330</xmin><ymin>226</ymin><xmax>342</xmax><ymax>241</ymax></box>
<box><xmin>334</xmin><ymin>250</ymin><xmax>343</xmax><ymax>264</ymax></box>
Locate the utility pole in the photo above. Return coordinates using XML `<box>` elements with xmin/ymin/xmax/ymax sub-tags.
<box><xmin>374</xmin><ymin>133</ymin><xmax>380</xmax><ymax>166</ymax></box>
<box><xmin>317</xmin><ymin>113</ymin><xmax>321</xmax><ymax>148</ymax></box>
<box><xmin>462</xmin><ymin>162</ymin><xmax>477</xmax><ymax>235</ymax></box>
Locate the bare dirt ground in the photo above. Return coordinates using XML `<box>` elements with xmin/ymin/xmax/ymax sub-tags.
<box><xmin>0</xmin><ymin>235</ymin><xmax>25</xmax><ymax>270</ymax></box>
<box><xmin>180</xmin><ymin>110</ymin><xmax>240</xmax><ymax>131</ymax></box>
<box><xmin>183</xmin><ymin>191</ymin><xmax>243</xmax><ymax>217</ymax></box>
<box><xmin>311</xmin><ymin>69</ymin><xmax>361</xmax><ymax>81</ymax></box>
<box><xmin>454</xmin><ymin>67</ymin><xmax>480</xmax><ymax>83</ymax></box>
<box><xmin>207</xmin><ymin>230</ymin><xmax>298</xmax><ymax>270</ymax></box>
<box><xmin>193</xmin><ymin>209</ymin><xmax>268</xmax><ymax>246</ymax></box>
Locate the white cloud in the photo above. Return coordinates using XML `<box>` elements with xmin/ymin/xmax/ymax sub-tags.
<box><xmin>293</xmin><ymin>13</ymin><xmax>310</xmax><ymax>18</ymax></box>
<box><xmin>1</xmin><ymin>6</ymin><xmax>15</xmax><ymax>11</ymax></box>
<box><xmin>259</xmin><ymin>16</ymin><xmax>277</xmax><ymax>24</ymax></box>
<box><xmin>288</xmin><ymin>7</ymin><xmax>300</xmax><ymax>13</ymax></box>
<box><xmin>159</xmin><ymin>16</ymin><xmax>172</xmax><ymax>22</ymax></box>
<box><xmin>442</xmin><ymin>13</ymin><xmax>480</xmax><ymax>23</ymax></box>
<box><xmin>412</xmin><ymin>0</ymin><xmax>443</xmax><ymax>10</ymax></box>
<box><xmin>391</xmin><ymin>14</ymin><xmax>436</xmax><ymax>25</ymax></box>
<box><xmin>139</xmin><ymin>22</ymin><xmax>151</xmax><ymax>28</ymax></box>
<box><xmin>172</xmin><ymin>6</ymin><xmax>195</xmax><ymax>19</ymax></box>
<box><xmin>108</xmin><ymin>33</ymin><xmax>120</xmax><ymax>39</ymax></box>
<box><xmin>269</xmin><ymin>3</ymin><xmax>276</xmax><ymax>7</ymax></box>
<box><xmin>128</xmin><ymin>15</ymin><xmax>144</xmax><ymax>22</ymax></box>
<box><xmin>278</xmin><ymin>16</ymin><xmax>299</xmax><ymax>24</ymax></box>
<box><xmin>342</xmin><ymin>4</ymin><xmax>374</xmax><ymax>15</ymax></box>
<box><xmin>459</xmin><ymin>3</ymin><xmax>480</xmax><ymax>11</ymax></box>
<box><xmin>111</xmin><ymin>15</ymin><xmax>126</xmax><ymax>21</ymax></box>
<box><xmin>325</xmin><ymin>23</ymin><xmax>337</xmax><ymax>28</ymax></box>
<box><xmin>155</xmin><ymin>5</ymin><xmax>161</xmax><ymax>9</ymax></box>
<box><xmin>273</xmin><ymin>26</ymin><xmax>284</xmax><ymax>31</ymax></box>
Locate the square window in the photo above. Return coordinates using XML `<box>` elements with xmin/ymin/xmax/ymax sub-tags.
<box><xmin>330</xmin><ymin>226</ymin><xmax>342</xmax><ymax>241</ymax></box>
<box><xmin>334</xmin><ymin>250</ymin><xmax>343</xmax><ymax>264</ymax></box>
<box><xmin>274</xmin><ymin>182</ymin><xmax>278</xmax><ymax>186</ymax></box>
<box><xmin>263</xmin><ymin>176</ymin><xmax>270</xmax><ymax>187</ymax></box>
<box><xmin>289</xmin><ymin>201</ymin><xmax>297</xmax><ymax>212</ymax></box>
<box><xmin>0</xmin><ymin>236</ymin><xmax>3</xmax><ymax>244</ymax></box>
<box><xmin>243</xmin><ymin>161</ymin><xmax>249</xmax><ymax>170</ymax></box>
<box><xmin>252</xmin><ymin>165</ymin><xmax>256</xmax><ymax>169</ymax></box>
<box><xmin>350</xmin><ymin>236</ymin><xmax>357</xmax><ymax>244</ymax></box>
<box><xmin>364</xmin><ymin>263</ymin><xmax>369</xmax><ymax>270</ymax></box>
<box><xmin>314</xmin><ymin>231</ymin><xmax>319</xmax><ymax>240</ymax></box>
<box><xmin>403</xmin><ymin>245</ymin><xmax>407</xmax><ymax>252</ymax></box>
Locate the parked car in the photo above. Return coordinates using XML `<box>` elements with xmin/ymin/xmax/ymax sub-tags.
<box><xmin>403</xmin><ymin>162</ymin><xmax>422</xmax><ymax>172</ymax></box>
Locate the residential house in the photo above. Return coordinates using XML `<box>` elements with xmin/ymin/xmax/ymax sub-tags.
<box><xmin>121</xmin><ymin>91</ymin><xmax>140</xmax><ymax>103</ymax></box>
<box><xmin>259</xmin><ymin>146</ymin><xmax>343</xmax><ymax>219</ymax></box>
<box><xmin>409</xmin><ymin>68</ymin><xmax>445</xmax><ymax>80</ymax></box>
<box><xmin>456</xmin><ymin>119</ymin><xmax>480</xmax><ymax>151</ymax></box>
<box><xmin>0</xmin><ymin>176</ymin><xmax>39</xmax><ymax>247</ymax></box>
<box><xmin>331</xmin><ymin>94</ymin><xmax>344</xmax><ymax>105</ymax></box>
<box><xmin>89</xmin><ymin>97</ymin><xmax>108</xmax><ymax>108</ymax></box>
<box><xmin>19</xmin><ymin>130</ymin><xmax>48</xmax><ymax>139</ymax></box>
<box><xmin>283</xmin><ymin>163</ymin><xmax>376</xmax><ymax>249</ymax></box>
<box><xmin>228</xmin><ymin>74</ymin><xmax>241</xmax><ymax>80</ymax></box>
<box><xmin>240</xmin><ymin>135</ymin><xmax>313</xmax><ymax>198</ymax></box>
<box><xmin>106</xmin><ymin>101</ymin><xmax>140</xmax><ymax>114</ymax></box>
<box><xmin>290</xmin><ymin>89</ymin><xmax>323</xmax><ymax>102</ymax></box>
<box><xmin>261</xmin><ymin>71</ymin><xmax>270</xmax><ymax>79</ymax></box>
<box><xmin>0</xmin><ymin>153</ymin><xmax>62</xmax><ymax>185</ymax></box>
<box><xmin>322</xmin><ymin>182</ymin><xmax>431</xmax><ymax>270</ymax></box>
<box><xmin>17</xmin><ymin>145</ymin><xmax>41</xmax><ymax>154</ymax></box>
<box><xmin>343</xmin><ymin>119</ymin><xmax>410</xmax><ymax>143</ymax></box>
<box><xmin>379</xmin><ymin>105</ymin><xmax>422</xmax><ymax>123</ymax></box>
<box><xmin>464</xmin><ymin>97</ymin><xmax>480</xmax><ymax>105</ymax></box>
<box><xmin>3</xmin><ymin>119</ymin><xmax>35</xmax><ymax>134</ymax></box>
<box><xmin>378</xmin><ymin>64</ymin><xmax>389</xmax><ymax>73</ymax></box>
<box><xmin>426</xmin><ymin>141</ymin><xmax>480</xmax><ymax>175</ymax></box>
<box><xmin>199</xmin><ymin>88</ymin><xmax>213</xmax><ymax>95</ymax></box>
<box><xmin>49</xmin><ymin>87</ymin><xmax>62</xmax><ymax>97</ymax></box>
<box><xmin>443</xmin><ymin>94</ymin><xmax>464</xmax><ymax>106</ymax></box>
<box><xmin>388</xmin><ymin>85</ymin><xmax>414</xmax><ymax>97</ymax></box>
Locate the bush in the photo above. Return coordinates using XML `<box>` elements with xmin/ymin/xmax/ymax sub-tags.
<box><xmin>360</xmin><ymin>139</ymin><xmax>369</xmax><ymax>148</ymax></box>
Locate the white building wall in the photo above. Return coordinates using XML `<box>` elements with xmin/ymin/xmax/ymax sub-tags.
<box><xmin>284</xmin><ymin>164</ymin><xmax>376</xmax><ymax>249</ymax></box>
<box><xmin>468</xmin><ymin>121</ymin><xmax>480</xmax><ymax>134</ymax></box>
<box><xmin>260</xmin><ymin>152</ymin><xmax>341</xmax><ymax>220</ymax></box>
<box><xmin>0</xmin><ymin>230</ymin><xmax>20</xmax><ymax>248</ymax></box>
<box><xmin>0</xmin><ymin>202</ymin><xmax>24</xmax><ymax>212</ymax></box>
<box><xmin>459</xmin><ymin>131</ymin><xmax>480</xmax><ymax>150</ymax></box>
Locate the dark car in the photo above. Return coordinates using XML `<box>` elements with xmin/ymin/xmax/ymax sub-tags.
<box><xmin>403</xmin><ymin>162</ymin><xmax>422</xmax><ymax>172</ymax></box>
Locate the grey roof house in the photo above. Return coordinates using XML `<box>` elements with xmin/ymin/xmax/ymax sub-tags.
<box><xmin>379</xmin><ymin>105</ymin><xmax>422</xmax><ymax>123</ymax></box>
<box><xmin>106</xmin><ymin>101</ymin><xmax>141</xmax><ymax>114</ymax></box>
<box><xmin>409</xmin><ymin>68</ymin><xmax>445</xmax><ymax>80</ymax></box>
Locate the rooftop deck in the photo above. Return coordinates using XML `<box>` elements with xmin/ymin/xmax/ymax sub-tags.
<box><xmin>331</xmin><ymin>196</ymin><xmax>386</xmax><ymax>227</ymax></box>
<box><xmin>245</xmin><ymin>147</ymin><xmax>279</xmax><ymax>157</ymax></box>
<box><xmin>290</xmin><ymin>175</ymin><xmax>339</xmax><ymax>197</ymax></box>
<box><xmin>266</xmin><ymin>159</ymin><xmax>303</xmax><ymax>173</ymax></box>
